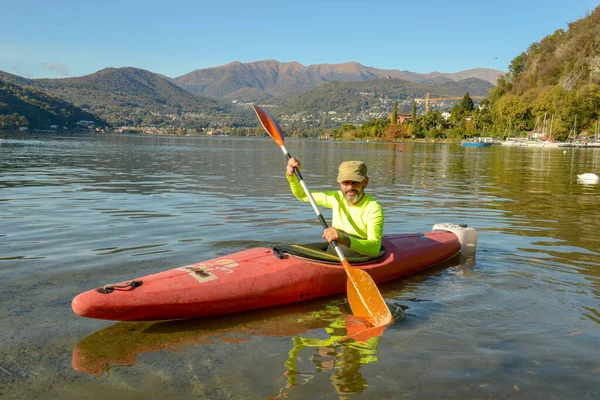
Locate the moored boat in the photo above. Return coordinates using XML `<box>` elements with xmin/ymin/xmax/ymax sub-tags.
<box><xmin>461</xmin><ymin>138</ymin><xmax>493</xmax><ymax>147</ymax></box>
<box><xmin>71</xmin><ymin>223</ymin><xmax>477</xmax><ymax>321</ymax></box>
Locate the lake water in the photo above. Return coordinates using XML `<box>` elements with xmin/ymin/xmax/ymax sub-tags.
<box><xmin>1</xmin><ymin>132</ymin><xmax>599</xmax><ymax>399</ymax></box>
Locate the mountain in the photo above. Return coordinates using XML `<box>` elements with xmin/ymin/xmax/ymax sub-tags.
<box><xmin>277</xmin><ymin>77</ymin><xmax>493</xmax><ymax>114</ymax></box>
<box><xmin>173</xmin><ymin>60</ymin><xmax>503</xmax><ymax>102</ymax></box>
<box><xmin>0</xmin><ymin>67</ymin><xmax>226</xmax><ymax>127</ymax></box>
<box><xmin>265</xmin><ymin>77</ymin><xmax>493</xmax><ymax>128</ymax></box>
<box><xmin>0</xmin><ymin>79</ymin><xmax>104</xmax><ymax>130</ymax></box>
<box><xmin>400</xmin><ymin>68</ymin><xmax>503</xmax><ymax>85</ymax></box>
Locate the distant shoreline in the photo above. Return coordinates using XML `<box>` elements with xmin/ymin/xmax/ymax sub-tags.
<box><xmin>4</xmin><ymin>130</ymin><xmax>600</xmax><ymax>148</ymax></box>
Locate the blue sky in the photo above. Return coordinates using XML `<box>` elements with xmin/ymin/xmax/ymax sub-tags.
<box><xmin>1</xmin><ymin>0</ymin><xmax>598</xmax><ymax>79</ymax></box>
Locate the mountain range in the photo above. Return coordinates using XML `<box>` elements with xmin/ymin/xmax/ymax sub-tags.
<box><xmin>173</xmin><ymin>60</ymin><xmax>502</xmax><ymax>102</ymax></box>
<box><xmin>0</xmin><ymin>61</ymin><xmax>503</xmax><ymax>128</ymax></box>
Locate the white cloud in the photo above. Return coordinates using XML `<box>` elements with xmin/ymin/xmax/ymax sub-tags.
<box><xmin>10</xmin><ymin>62</ymin><xmax>33</xmax><ymax>77</ymax></box>
<box><xmin>44</xmin><ymin>62</ymin><xmax>69</xmax><ymax>77</ymax></box>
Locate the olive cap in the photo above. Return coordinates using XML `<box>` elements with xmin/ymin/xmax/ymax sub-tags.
<box><xmin>337</xmin><ymin>161</ymin><xmax>367</xmax><ymax>182</ymax></box>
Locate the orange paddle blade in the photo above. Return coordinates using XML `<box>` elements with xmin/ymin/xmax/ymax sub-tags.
<box><xmin>343</xmin><ymin>314</ymin><xmax>386</xmax><ymax>342</ymax></box>
<box><xmin>253</xmin><ymin>105</ymin><xmax>285</xmax><ymax>147</ymax></box>
<box><xmin>343</xmin><ymin>260</ymin><xmax>392</xmax><ymax>327</ymax></box>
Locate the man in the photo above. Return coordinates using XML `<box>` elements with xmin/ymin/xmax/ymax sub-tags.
<box><xmin>286</xmin><ymin>158</ymin><xmax>384</xmax><ymax>257</ymax></box>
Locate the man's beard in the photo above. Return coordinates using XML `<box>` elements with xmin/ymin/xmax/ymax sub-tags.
<box><xmin>344</xmin><ymin>188</ymin><xmax>364</xmax><ymax>205</ymax></box>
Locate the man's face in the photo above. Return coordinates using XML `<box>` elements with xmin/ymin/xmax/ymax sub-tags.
<box><xmin>339</xmin><ymin>177</ymin><xmax>368</xmax><ymax>205</ymax></box>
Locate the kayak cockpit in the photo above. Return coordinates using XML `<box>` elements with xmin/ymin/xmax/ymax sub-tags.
<box><xmin>272</xmin><ymin>242</ymin><xmax>387</xmax><ymax>264</ymax></box>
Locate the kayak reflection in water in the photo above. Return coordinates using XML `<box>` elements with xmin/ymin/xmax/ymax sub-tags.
<box><xmin>271</xmin><ymin>306</ymin><xmax>402</xmax><ymax>399</ymax></box>
<box><xmin>73</xmin><ymin>299</ymin><xmax>401</xmax><ymax>397</ymax></box>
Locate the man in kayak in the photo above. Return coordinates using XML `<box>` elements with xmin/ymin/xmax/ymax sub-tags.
<box><xmin>286</xmin><ymin>158</ymin><xmax>384</xmax><ymax>257</ymax></box>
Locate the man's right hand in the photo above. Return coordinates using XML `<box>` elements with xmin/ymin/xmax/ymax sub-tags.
<box><xmin>287</xmin><ymin>157</ymin><xmax>301</xmax><ymax>176</ymax></box>
<box><xmin>322</xmin><ymin>227</ymin><xmax>350</xmax><ymax>247</ymax></box>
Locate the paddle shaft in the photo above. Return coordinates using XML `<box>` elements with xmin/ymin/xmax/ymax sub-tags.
<box><xmin>280</xmin><ymin>145</ymin><xmax>348</xmax><ymax>262</ymax></box>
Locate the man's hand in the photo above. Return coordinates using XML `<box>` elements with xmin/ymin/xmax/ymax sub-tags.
<box><xmin>323</xmin><ymin>228</ymin><xmax>350</xmax><ymax>247</ymax></box>
<box><xmin>287</xmin><ymin>157</ymin><xmax>301</xmax><ymax>176</ymax></box>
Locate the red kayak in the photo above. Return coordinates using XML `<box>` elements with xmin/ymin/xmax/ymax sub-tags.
<box><xmin>72</xmin><ymin>224</ymin><xmax>477</xmax><ymax>321</ymax></box>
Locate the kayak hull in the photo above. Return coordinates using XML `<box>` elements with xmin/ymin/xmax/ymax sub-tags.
<box><xmin>72</xmin><ymin>231</ymin><xmax>461</xmax><ymax>321</ymax></box>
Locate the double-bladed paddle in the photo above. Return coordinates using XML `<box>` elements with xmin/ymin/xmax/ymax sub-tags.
<box><xmin>253</xmin><ymin>105</ymin><xmax>392</xmax><ymax>327</ymax></box>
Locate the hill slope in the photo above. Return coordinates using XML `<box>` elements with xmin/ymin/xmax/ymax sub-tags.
<box><xmin>488</xmin><ymin>5</ymin><xmax>600</xmax><ymax>139</ymax></box>
<box><xmin>509</xmin><ymin>7</ymin><xmax>600</xmax><ymax>92</ymax></box>
<box><xmin>0</xmin><ymin>80</ymin><xmax>104</xmax><ymax>130</ymax></box>
<box><xmin>276</xmin><ymin>77</ymin><xmax>493</xmax><ymax>115</ymax></box>
<box><xmin>0</xmin><ymin>67</ymin><xmax>226</xmax><ymax>126</ymax></box>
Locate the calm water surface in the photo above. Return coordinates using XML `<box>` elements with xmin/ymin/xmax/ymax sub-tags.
<box><xmin>1</xmin><ymin>132</ymin><xmax>599</xmax><ymax>399</ymax></box>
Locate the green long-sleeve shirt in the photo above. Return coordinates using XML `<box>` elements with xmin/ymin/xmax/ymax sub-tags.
<box><xmin>287</xmin><ymin>174</ymin><xmax>384</xmax><ymax>256</ymax></box>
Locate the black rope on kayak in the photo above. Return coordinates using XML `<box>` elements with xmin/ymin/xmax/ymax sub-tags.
<box><xmin>96</xmin><ymin>280</ymin><xmax>143</xmax><ymax>294</ymax></box>
<box><xmin>272</xmin><ymin>247</ymin><xmax>287</xmax><ymax>259</ymax></box>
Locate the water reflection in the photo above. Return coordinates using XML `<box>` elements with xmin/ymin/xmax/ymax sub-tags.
<box><xmin>272</xmin><ymin>313</ymin><xmax>388</xmax><ymax>399</ymax></box>
<box><xmin>72</xmin><ymin>258</ymin><xmax>462</xmax><ymax>397</ymax></box>
<box><xmin>72</xmin><ymin>300</ymin><xmax>336</xmax><ymax>376</ymax></box>
<box><xmin>3</xmin><ymin>132</ymin><xmax>600</xmax><ymax>398</ymax></box>
<box><xmin>72</xmin><ymin>299</ymin><xmax>395</xmax><ymax>399</ymax></box>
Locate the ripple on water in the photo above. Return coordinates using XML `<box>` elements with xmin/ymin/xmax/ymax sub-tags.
<box><xmin>1</xmin><ymin>135</ymin><xmax>600</xmax><ymax>399</ymax></box>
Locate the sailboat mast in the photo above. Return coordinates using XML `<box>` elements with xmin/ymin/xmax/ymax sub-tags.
<box><xmin>542</xmin><ymin>112</ymin><xmax>547</xmax><ymax>138</ymax></box>
<box><xmin>570</xmin><ymin>115</ymin><xmax>578</xmax><ymax>140</ymax></box>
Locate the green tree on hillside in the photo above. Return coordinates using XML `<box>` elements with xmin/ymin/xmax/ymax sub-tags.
<box><xmin>450</xmin><ymin>92</ymin><xmax>475</xmax><ymax>131</ymax></box>
<box><xmin>359</xmin><ymin>118</ymin><xmax>390</xmax><ymax>139</ymax></box>
<box><xmin>421</xmin><ymin>110</ymin><xmax>445</xmax><ymax>133</ymax></box>
<box><xmin>509</xmin><ymin>52</ymin><xmax>527</xmax><ymax>79</ymax></box>
<box><xmin>475</xmin><ymin>98</ymin><xmax>493</xmax><ymax>133</ymax></box>
<box><xmin>492</xmin><ymin>93</ymin><xmax>530</xmax><ymax>135</ymax></box>
<box><xmin>332</xmin><ymin>123</ymin><xmax>358</xmax><ymax>140</ymax></box>
<box><xmin>486</xmin><ymin>6</ymin><xmax>600</xmax><ymax>139</ymax></box>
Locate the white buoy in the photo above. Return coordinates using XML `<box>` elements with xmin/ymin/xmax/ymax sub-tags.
<box><xmin>563</xmin><ymin>150</ymin><xmax>567</xmax><ymax>154</ymax></box>
<box><xmin>577</xmin><ymin>173</ymin><xmax>599</xmax><ymax>184</ymax></box>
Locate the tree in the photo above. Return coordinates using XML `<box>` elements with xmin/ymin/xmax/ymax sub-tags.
<box><xmin>358</xmin><ymin>118</ymin><xmax>390</xmax><ymax>139</ymax></box>
<box><xmin>421</xmin><ymin>110</ymin><xmax>445</xmax><ymax>132</ymax></box>
<box><xmin>450</xmin><ymin>92</ymin><xmax>475</xmax><ymax>130</ymax></box>
<box><xmin>509</xmin><ymin>52</ymin><xmax>528</xmax><ymax>79</ymax></box>
<box><xmin>459</xmin><ymin>92</ymin><xmax>475</xmax><ymax>113</ymax></box>
<box><xmin>392</xmin><ymin>101</ymin><xmax>398</xmax><ymax>124</ymax></box>
<box><xmin>385</xmin><ymin>123</ymin><xmax>405</xmax><ymax>141</ymax></box>
<box><xmin>411</xmin><ymin>100</ymin><xmax>417</xmax><ymax>121</ymax></box>
<box><xmin>492</xmin><ymin>93</ymin><xmax>530</xmax><ymax>134</ymax></box>
<box><xmin>475</xmin><ymin>99</ymin><xmax>493</xmax><ymax>133</ymax></box>
<box><xmin>333</xmin><ymin>124</ymin><xmax>358</xmax><ymax>140</ymax></box>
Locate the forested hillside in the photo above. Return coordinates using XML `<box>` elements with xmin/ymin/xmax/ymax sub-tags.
<box><xmin>483</xmin><ymin>5</ymin><xmax>600</xmax><ymax>139</ymax></box>
<box><xmin>0</xmin><ymin>68</ymin><xmax>226</xmax><ymax>128</ymax></box>
<box><xmin>275</xmin><ymin>77</ymin><xmax>492</xmax><ymax>116</ymax></box>
<box><xmin>0</xmin><ymin>80</ymin><xmax>104</xmax><ymax>130</ymax></box>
